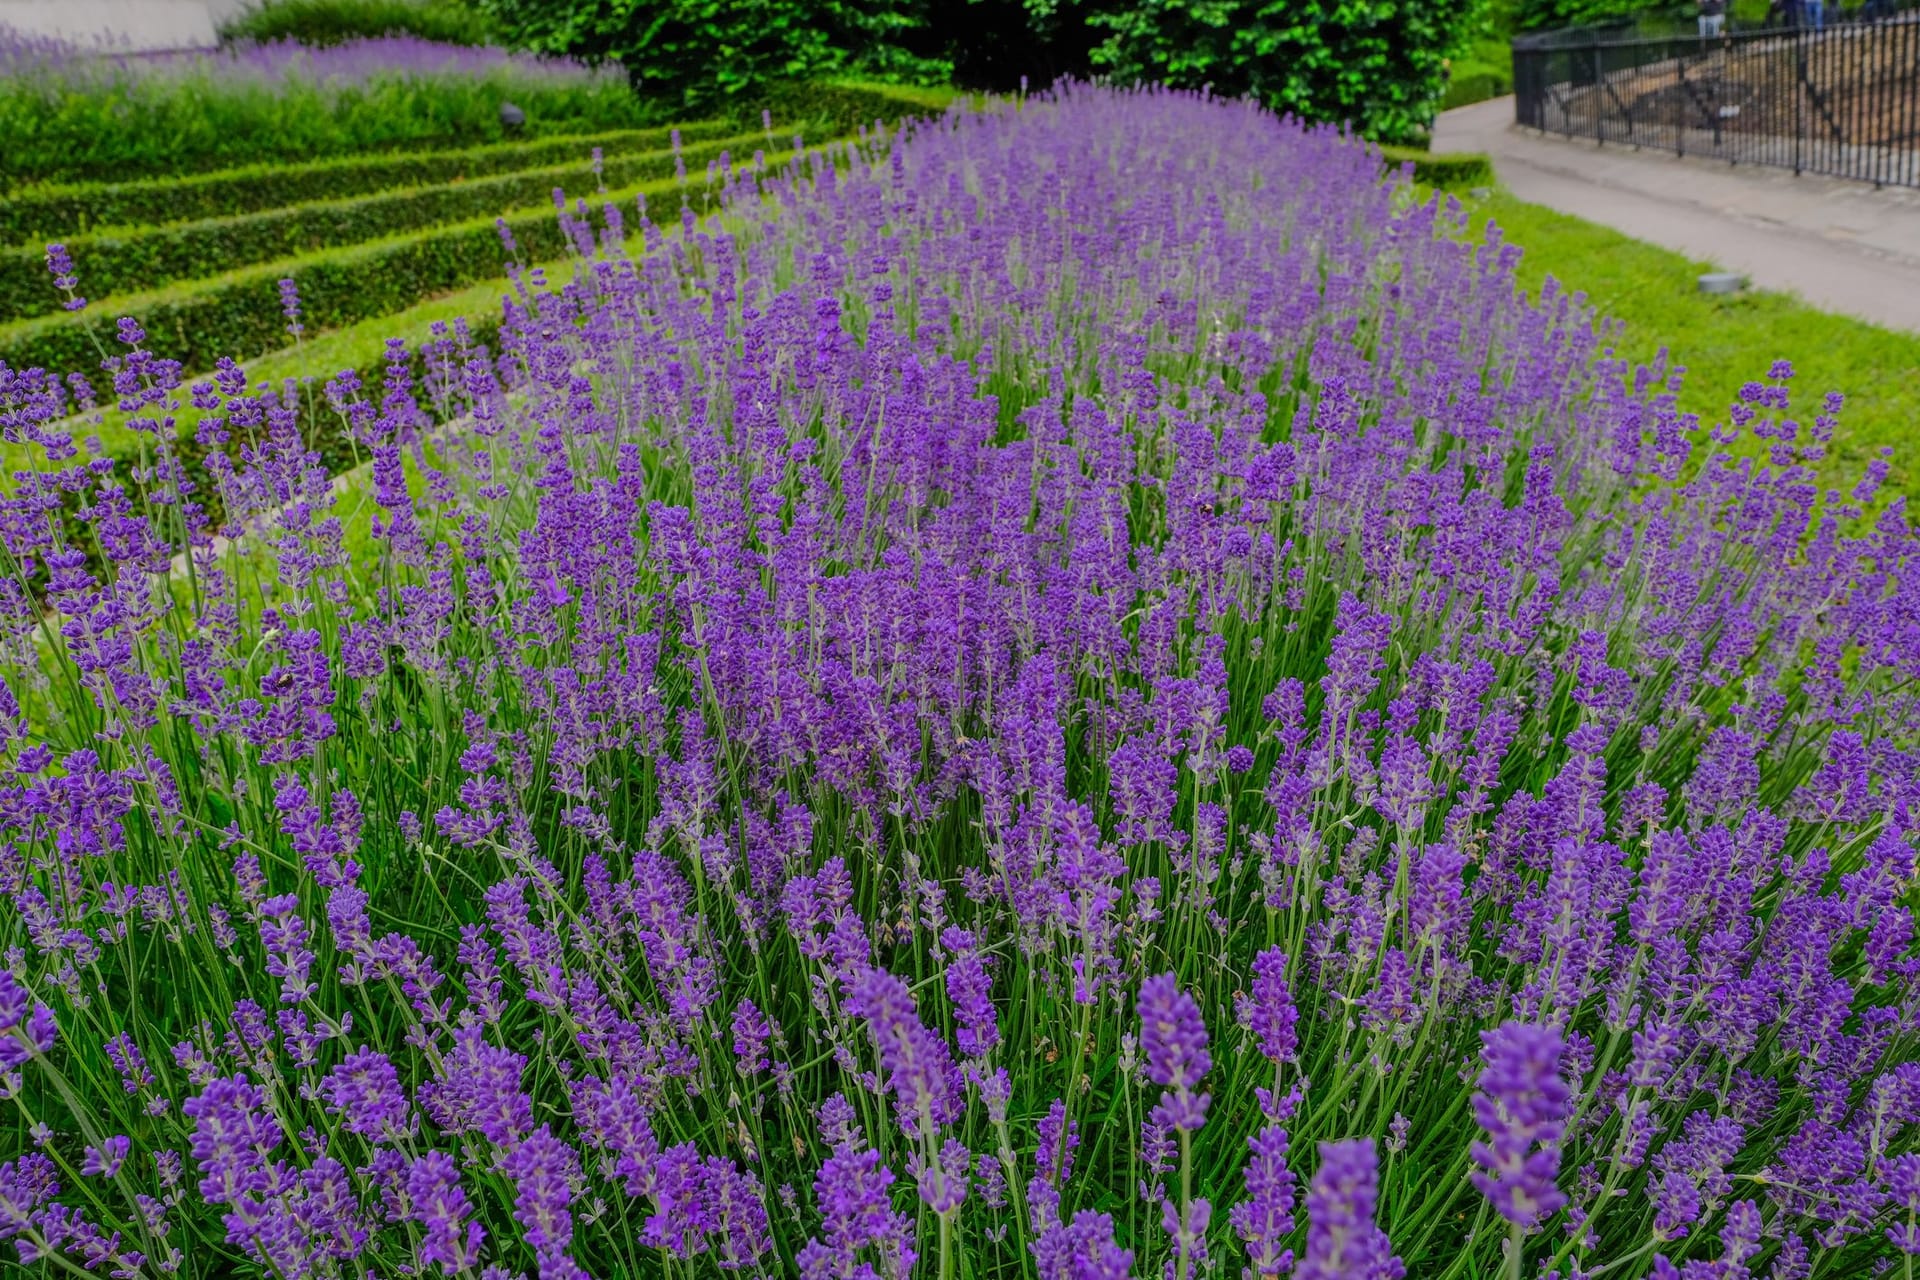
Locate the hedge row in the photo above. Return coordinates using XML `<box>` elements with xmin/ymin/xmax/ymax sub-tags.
<box><xmin>1379</xmin><ymin>145</ymin><xmax>1494</xmax><ymax>189</ymax></box>
<box><xmin>0</xmin><ymin>121</ymin><xmax>735</xmax><ymax>245</ymax></box>
<box><xmin>733</xmin><ymin>80</ymin><xmax>958</xmax><ymax>139</ymax></box>
<box><xmin>2</xmin><ymin>82</ymin><xmax>958</xmax><ymax>403</ymax></box>
<box><xmin>0</xmin><ymin>131</ymin><xmax>765</xmax><ymax>324</ymax></box>
<box><xmin>0</xmin><ymin>81</ymin><xmax>956</xmax><ymax>247</ymax></box>
<box><xmin>0</xmin><ymin>163</ymin><xmax>756</xmax><ymax>399</ymax></box>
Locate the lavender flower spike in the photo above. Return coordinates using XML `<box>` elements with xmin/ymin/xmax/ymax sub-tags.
<box><xmin>1298</xmin><ymin>1138</ymin><xmax>1403</xmax><ymax>1280</ymax></box>
<box><xmin>44</xmin><ymin>243</ymin><xmax>85</xmax><ymax>312</ymax></box>
<box><xmin>1469</xmin><ymin>1022</ymin><xmax>1571</xmax><ymax>1232</ymax></box>
<box><xmin>1139</xmin><ymin>972</ymin><xmax>1211</xmax><ymax>1132</ymax></box>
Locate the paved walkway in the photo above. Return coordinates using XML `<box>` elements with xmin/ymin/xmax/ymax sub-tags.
<box><xmin>1433</xmin><ymin>95</ymin><xmax>1920</xmax><ymax>334</ymax></box>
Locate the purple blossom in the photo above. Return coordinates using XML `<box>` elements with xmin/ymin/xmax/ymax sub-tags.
<box><xmin>1232</xmin><ymin>1125</ymin><xmax>1297</xmax><ymax>1276</ymax></box>
<box><xmin>1298</xmin><ymin>1139</ymin><xmax>1402</xmax><ymax>1280</ymax></box>
<box><xmin>1470</xmin><ymin>1023</ymin><xmax>1570</xmax><ymax>1231</ymax></box>
<box><xmin>321</xmin><ymin>1046</ymin><xmax>412</xmax><ymax>1140</ymax></box>
<box><xmin>1139</xmin><ymin>972</ymin><xmax>1211</xmax><ymax>1131</ymax></box>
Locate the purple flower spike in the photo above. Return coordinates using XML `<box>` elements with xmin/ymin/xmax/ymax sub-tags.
<box><xmin>1232</xmin><ymin>1125</ymin><xmax>1297</xmax><ymax>1276</ymax></box>
<box><xmin>44</xmin><ymin>244</ymin><xmax>84</xmax><ymax>311</ymax></box>
<box><xmin>845</xmin><ymin>965</ymin><xmax>961</xmax><ymax>1139</ymax></box>
<box><xmin>1033</xmin><ymin>1208</ymin><xmax>1135</xmax><ymax>1279</ymax></box>
<box><xmin>407</xmin><ymin>1151</ymin><xmax>485</xmax><ymax>1275</ymax></box>
<box><xmin>1298</xmin><ymin>1138</ymin><xmax>1403</xmax><ymax>1280</ymax></box>
<box><xmin>321</xmin><ymin>1046</ymin><xmax>412</xmax><ymax>1140</ymax></box>
<box><xmin>1139</xmin><ymin>972</ymin><xmax>1211</xmax><ymax>1131</ymax></box>
<box><xmin>1238</xmin><ymin>948</ymin><xmax>1299</xmax><ymax>1064</ymax></box>
<box><xmin>1469</xmin><ymin>1022</ymin><xmax>1570</xmax><ymax>1231</ymax></box>
<box><xmin>278</xmin><ymin>277</ymin><xmax>303</xmax><ymax>338</ymax></box>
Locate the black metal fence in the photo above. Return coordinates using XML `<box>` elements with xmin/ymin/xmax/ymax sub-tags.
<box><xmin>1512</xmin><ymin>14</ymin><xmax>1920</xmax><ymax>187</ymax></box>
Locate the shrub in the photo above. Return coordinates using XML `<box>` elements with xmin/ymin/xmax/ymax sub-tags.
<box><xmin>218</xmin><ymin>0</ymin><xmax>503</xmax><ymax>48</ymax></box>
<box><xmin>1378</xmin><ymin>144</ymin><xmax>1494</xmax><ymax>187</ymax></box>
<box><xmin>0</xmin><ymin>166</ymin><xmax>690</xmax><ymax>389</ymax></box>
<box><xmin>0</xmin><ymin>124</ymin><xmax>736</xmax><ymax>244</ymax></box>
<box><xmin>481</xmin><ymin>0</ymin><xmax>948</xmax><ymax>114</ymax></box>
<box><xmin>1085</xmin><ymin>0</ymin><xmax>1481</xmax><ymax>144</ymax></box>
<box><xmin>0</xmin><ymin>131</ymin><xmax>760</xmax><ymax>322</ymax></box>
<box><xmin>0</xmin><ymin>84</ymin><xmax>1912</xmax><ymax>1280</ymax></box>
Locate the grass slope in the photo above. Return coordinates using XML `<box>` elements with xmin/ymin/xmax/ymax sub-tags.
<box><xmin>1469</xmin><ymin>190</ymin><xmax>1920</xmax><ymax>493</ymax></box>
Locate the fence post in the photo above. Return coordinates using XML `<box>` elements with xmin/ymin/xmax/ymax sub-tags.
<box><xmin>1593</xmin><ymin>37</ymin><xmax>1605</xmax><ymax>146</ymax></box>
<box><xmin>1794</xmin><ymin>28</ymin><xmax>1805</xmax><ymax>175</ymax></box>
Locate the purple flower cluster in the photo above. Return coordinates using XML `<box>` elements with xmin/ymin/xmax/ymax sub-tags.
<box><xmin>0</xmin><ymin>81</ymin><xmax>1916</xmax><ymax>1280</ymax></box>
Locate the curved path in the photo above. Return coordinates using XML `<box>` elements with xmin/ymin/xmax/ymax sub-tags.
<box><xmin>1434</xmin><ymin>94</ymin><xmax>1920</xmax><ymax>333</ymax></box>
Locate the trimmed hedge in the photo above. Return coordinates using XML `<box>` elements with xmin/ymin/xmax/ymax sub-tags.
<box><xmin>3</xmin><ymin>82</ymin><xmax>956</xmax><ymax>402</ymax></box>
<box><xmin>1441</xmin><ymin>69</ymin><xmax>1513</xmax><ymax>110</ymax></box>
<box><xmin>1379</xmin><ymin>145</ymin><xmax>1494</xmax><ymax>189</ymax></box>
<box><xmin>0</xmin><ymin>131</ymin><xmax>765</xmax><ymax>324</ymax></box>
<box><xmin>729</xmin><ymin>79</ymin><xmax>958</xmax><ymax>136</ymax></box>
<box><xmin>0</xmin><ymin>123</ymin><xmax>733</xmax><ymax>246</ymax></box>
<box><xmin>4</xmin><ymin>200</ymin><xmax>573</xmax><ymax>398</ymax></box>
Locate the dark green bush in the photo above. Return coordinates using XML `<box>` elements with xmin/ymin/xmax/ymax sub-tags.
<box><xmin>0</xmin><ymin>132</ymin><xmax>760</xmax><ymax>322</ymax></box>
<box><xmin>1085</xmin><ymin>0</ymin><xmax>1481</xmax><ymax>145</ymax></box>
<box><xmin>218</xmin><ymin>0</ymin><xmax>502</xmax><ymax>47</ymax></box>
<box><xmin>480</xmin><ymin>0</ymin><xmax>949</xmax><ymax>115</ymax></box>
<box><xmin>487</xmin><ymin>0</ymin><xmax>1478</xmax><ymax>142</ymax></box>
<box><xmin>0</xmin><ymin>124</ymin><xmax>734</xmax><ymax>244</ymax></box>
<box><xmin>729</xmin><ymin>79</ymin><xmax>958</xmax><ymax>135</ymax></box>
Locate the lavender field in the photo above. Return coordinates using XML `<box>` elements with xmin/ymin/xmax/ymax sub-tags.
<box><xmin>0</xmin><ymin>84</ymin><xmax>1916</xmax><ymax>1280</ymax></box>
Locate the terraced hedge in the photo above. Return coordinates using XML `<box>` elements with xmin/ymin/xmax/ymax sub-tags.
<box><xmin>0</xmin><ymin>188</ymin><xmax>650</xmax><ymax>394</ymax></box>
<box><xmin>0</xmin><ymin>132</ymin><xmax>764</xmax><ymax>323</ymax></box>
<box><xmin>0</xmin><ymin>122</ymin><xmax>736</xmax><ymax>243</ymax></box>
<box><xmin>6</xmin><ymin>81</ymin><xmax>959</xmax><ymax>461</ymax></box>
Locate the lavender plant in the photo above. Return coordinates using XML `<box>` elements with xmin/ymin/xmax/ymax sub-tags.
<box><xmin>0</xmin><ymin>82</ymin><xmax>1915</xmax><ymax>1280</ymax></box>
<box><xmin>0</xmin><ymin>33</ymin><xmax>652</xmax><ymax>187</ymax></box>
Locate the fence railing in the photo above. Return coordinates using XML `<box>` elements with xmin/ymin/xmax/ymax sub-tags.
<box><xmin>1512</xmin><ymin>14</ymin><xmax>1920</xmax><ymax>188</ymax></box>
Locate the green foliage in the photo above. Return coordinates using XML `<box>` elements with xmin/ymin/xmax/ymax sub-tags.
<box><xmin>1509</xmin><ymin>0</ymin><xmax>1690</xmax><ymax>32</ymax></box>
<box><xmin>1086</xmin><ymin>0</ymin><xmax>1482</xmax><ymax>143</ymax></box>
<box><xmin>0</xmin><ymin>189</ymin><xmax>591</xmax><ymax>393</ymax></box>
<box><xmin>0</xmin><ymin>55</ymin><xmax>655</xmax><ymax>190</ymax></box>
<box><xmin>0</xmin><ymin>132</ymin><xmax>761</xmax><ymax>323</ymax></box>
<box><xmin>480</xmin><ymin>0</ymin><xmax>949</xmax><ymax>114</ymax></box>
<box><xmin>218</xmin><ymin>0</ymin><xmax>502</xmax><ymax>47</ymax></box>
<box><xmin>1380</xmin><ymin>145</ymin><xmax>1493</xmax><ymax>187</ymax></box>
<box><xmin>0</xmin><ymin>124</ymin><xmax>733</xmax><ymax>244</ymax></box>
<box><xmin>3</xmin><ymin>82</ymin><xmax>947</xmax><ymax>397</ymax></box>
<box><xmin>729</xmin><ymin>77</ymin><xmax>960</xmax><ymax>132</ymax></box>
<box><xmin>1440</xmin><ymin>35</ymin><xmax>1514</xmax><ymax>108</ymax></box>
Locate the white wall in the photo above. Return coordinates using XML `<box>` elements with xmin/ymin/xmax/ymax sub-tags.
<box><xmin>0</xmin><ymin>0</ymin><xmax>233</xmax><ymax>52</ymax></box>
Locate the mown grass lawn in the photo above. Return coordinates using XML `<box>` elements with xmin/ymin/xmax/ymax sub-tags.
<box><xmin>1466</xmin><ymin>190</ymin><xmax>1920</xmax><ymax>494</ymax></box>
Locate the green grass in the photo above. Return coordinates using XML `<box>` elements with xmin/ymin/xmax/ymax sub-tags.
<box><xmin>1466</xmin><ymin>189</ymin><xmax>1920</xmax><ymax>492</ymax></box>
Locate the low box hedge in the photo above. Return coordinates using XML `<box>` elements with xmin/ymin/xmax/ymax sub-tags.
<box><xmin>3</xmin><ymin>82</ymin><xmax>955</xmax><ymax>404</ymax></box>
<box><xmin>1379</xmin><ymin>145</ymin><xmax>1494</xmax><ymax>189</ymax></box>
<box><xmin>1</xmin><ymin>82</ymin><xmax>953</xmax><ymax>248</ymax></box>
<box><xmin>0</xmin><ymin>122</ymin><xmax>735</xmax><ymax>246</ymax></box>
<box><xmin>730</xmin><ymin>80</ymin><xmax>959</xmax><ymax>137</ymax></box>
<box><xmin>0</xmin><ymin>131</ymin><xmax>766</xmax><ymax>324</ymax></box>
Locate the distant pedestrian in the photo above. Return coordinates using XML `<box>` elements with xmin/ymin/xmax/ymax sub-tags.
<box><xmin>1699</xmin><ymin>0</ymin><xmax>1727</xmax><ymax>36</ymax></box>
<box><xmin>1805</xmin><ymin>0</ymin><xmax>1824</xmax><ymax>26</ymax></box>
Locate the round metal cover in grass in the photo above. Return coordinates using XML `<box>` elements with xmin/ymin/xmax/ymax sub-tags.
<box><xmin>1698</xmin><ymin>271</ymin><xmax>1746</xmax><ymax>295</ymax></box>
